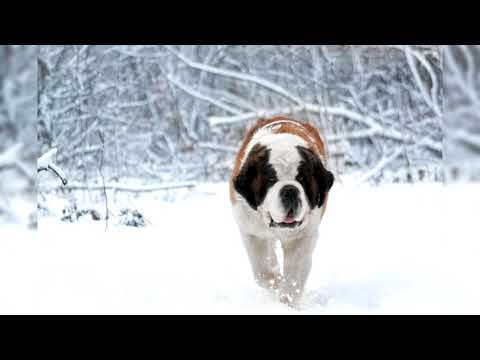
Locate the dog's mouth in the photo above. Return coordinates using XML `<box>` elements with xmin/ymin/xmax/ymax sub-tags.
<box><xmin>269</xmin><ymin>210</ymin><xmax>303</xmax><ymax>229</ymax></box>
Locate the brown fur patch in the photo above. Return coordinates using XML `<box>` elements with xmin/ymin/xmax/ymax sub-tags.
<box><xmin>231</xmin><ymin>143</ymin><xmax>277</xmax><ymax>209</ymax></box>
<box><xmin>230</xmin><ymin>116</ymin><xmax>328</xmax><ymax>203</ymax></box>
<box><xmin>263</xmin><ymin>116</ymin><xmax>326</xmax><ymax>156</ymax></box>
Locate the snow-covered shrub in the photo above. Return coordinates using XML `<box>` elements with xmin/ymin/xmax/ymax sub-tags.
<box><xmin>61</xmin><ymin>199</ymin><xmax>101</xmax><ymax>222</ymax></box>
<box><xmin>117</xmin><ymin>208</ymin><xmax>146</xmax><ymax>227</ymax></box>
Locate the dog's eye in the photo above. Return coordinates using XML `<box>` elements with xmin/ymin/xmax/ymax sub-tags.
<box><xmin>297</xmin><ymin>175</ymin><xmax>305</xmax><ymax>182</ymax></box>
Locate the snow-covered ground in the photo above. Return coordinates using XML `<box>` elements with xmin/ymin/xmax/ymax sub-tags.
<box><xmin>1</xmin><ymin>179</ymin><xmax>480</xmax><ymax>314</ymax></box>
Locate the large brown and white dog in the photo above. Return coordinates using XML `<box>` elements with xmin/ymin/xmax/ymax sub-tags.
<box><xmin>230</xmin><ymin>116</ymin><xmax>334</xmax><ymax>306</ymax></box>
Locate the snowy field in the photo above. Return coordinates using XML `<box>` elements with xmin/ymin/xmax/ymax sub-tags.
<box><xmin>1</xmin><ymin>179</ymin><xmax>480</xmax><ymax>314</ymax></box>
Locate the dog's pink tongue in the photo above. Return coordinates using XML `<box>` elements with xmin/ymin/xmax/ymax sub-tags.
<box><xmin>284</xmin><ymin>211</ymin><xmax>295</xmax><ymax>224</ymax></box>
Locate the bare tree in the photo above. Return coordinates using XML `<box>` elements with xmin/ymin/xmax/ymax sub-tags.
<box><xmin>38</xmin><ymin>45</ymin><xmax>443</xmax><ymax>190</ymax></box>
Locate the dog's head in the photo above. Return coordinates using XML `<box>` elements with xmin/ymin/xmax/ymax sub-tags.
<box><xmin>233</xmin><ymin>134</ymin><xmax>334</xmax><ymax>230</ymax></box>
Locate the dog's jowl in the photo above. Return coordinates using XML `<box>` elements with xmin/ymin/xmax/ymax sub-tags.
<box><xmin>230</xmin><ymin>117</ymin><xmax>334</xmax><ymax>306</ymax></box>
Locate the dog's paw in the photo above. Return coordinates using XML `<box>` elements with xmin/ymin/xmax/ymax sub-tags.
<box><xmin>278</xmin><ymin>291</ymin><xmax>302</xmax><ymax>310</ymax></box>
<box><xmin>279</xmin><ymin>292</ymin><xmax>294</xmax><ymax>304</ymax></box>
<box><xmin>256</xmin><ymin>272</ymin><xmax>283</xmax><ymax>290</ymax></box>
<box><xmin>278</xmin><ymin>284</ymin><xmax>304</xmax><ymax>309</ymax></box>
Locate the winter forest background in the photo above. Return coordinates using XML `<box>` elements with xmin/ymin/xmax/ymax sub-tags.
<box><xmin>38</xmin><ymin>45</ymin><xmax>446</xmax><ymax>188</ymax></box>
<box><xmin>2</xmin><ymin>45</ymin><xmax>480</xmax><ymax>314</ymax></box>
<box><xmin>0</xmin><ymin>45</ymin><xmax>36</xmax><ymax>228</ymax></box>
<box><xmin>1</xmin><ymin>45</ymin><xmax>480</xmax><ymax>227</ymax></box>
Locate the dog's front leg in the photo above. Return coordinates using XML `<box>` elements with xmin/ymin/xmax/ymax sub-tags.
<box><xmin>242</xmin><ymin>233</ymin><xmax>282</xmax><ymax>290</ymax></box>
<box><xmin>279</xmin><ymin>235</ymin><xmax>316</xmax><ymax>306</ymax></box>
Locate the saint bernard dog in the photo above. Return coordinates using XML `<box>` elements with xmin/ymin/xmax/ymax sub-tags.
<box><xmin>230</xmin><ymin>116</ymin><xmax>334</xmax><ymax>306</ymax></box>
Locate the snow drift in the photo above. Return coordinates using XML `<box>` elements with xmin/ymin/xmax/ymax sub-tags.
<box><xmin>2</xmin><ymin>180</ymin><xmax>480</xmax><ymax>314</ymax></box>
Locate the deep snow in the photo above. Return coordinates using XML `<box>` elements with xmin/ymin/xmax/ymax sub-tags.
<box><xmin>1</xmin><ymin>180</ymin><xmax>480</xmax><ymax>314</ymax></box>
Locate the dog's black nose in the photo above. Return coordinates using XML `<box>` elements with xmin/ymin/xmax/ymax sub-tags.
<box><xmin>280</xmin><ymin>185</ymin><xmax>300</xmax><ymax>212</ymax></box>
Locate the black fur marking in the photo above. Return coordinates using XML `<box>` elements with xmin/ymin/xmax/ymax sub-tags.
<box><xmin>233</xmin><ymin>144</ymin><xmax>278</xmax><ymax>210</ymax></box>
<box><xmin>296</xmin><ymin>146</ymin><xmax>334</xmax><ymax>209</ymax></box>
<box><xmin>280</xmin><ymin>185</ymin><xmax>300</xmax><ymax>214</ymax></box>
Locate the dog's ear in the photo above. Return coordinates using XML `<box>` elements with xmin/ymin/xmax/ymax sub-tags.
<box><xmin>233</xmin><ymin>156</ymin><xmax>258</xmax><ymax>210</ymax></box>
<box><xmin>296</xmin><ymin>146</ymin><xmax>334</xmax><ymax>208</ymax></box>
<box><xmin>233</xmin><ymin>144</ymin><xmax>276</xmax><ymax>210</ymax></box>
<box><xmin>315</xmin><ymin>167</ymin><xmax>334</xmax><ymax>208</ymax></box>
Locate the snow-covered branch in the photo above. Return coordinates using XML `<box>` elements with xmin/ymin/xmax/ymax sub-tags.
<box><xmin>164</xmin><ymin>74</ymin><xmax>242</xmax><ymax>115</ymax></box>
<box><xmin>444</xmin><ymin>45</ymin><xmax>480</xmax><ymax>108</ymax></box>
<box><xmin>64</xmin><ymin>182</ymin><xmax>197</xmax><ymax>193</ymax></box>
<box><xmin>209</xmin><ymin>104</ymin><xmax>380</xmax><ymax>129</ymax></box>
<box><xmin>355</xmin><ymin>148</ymin><xmax>405</xmax><ymax>185</ymax></box>
<box><xmin>197</xmin><ymin>142</ymin><xmax>239</xmax><ymax>153</ymax></box>
<box><xmin>165</xmin><ymin>46</ymin><xmax>304</xmax><ymax>105</ymax></box>
<box><xmin>404</xmin><ymin>45</ymin><xmax>442</xmax><ymax>117</ymax></box>
<box><xmin>37</xmin><ymin>148</ymin><xmax>68</xmax><ymax>185</ymax></box>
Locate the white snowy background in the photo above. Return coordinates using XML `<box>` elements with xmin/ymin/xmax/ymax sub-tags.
<box><xmin>4</xmin><ymin>179</ymin><xmax>480</xmax><ymax>314</ymax></box>
<box><xmin>2</xmin><ymin>45</ymin><xmax>480</xmax><ymax>314</ymax></box>
<box><xmin>0</xmin><ymin>45</ymin><xmax>36</xmax><ymax>230</ymax></box>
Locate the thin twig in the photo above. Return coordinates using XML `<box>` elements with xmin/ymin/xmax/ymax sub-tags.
<box><xmin>97</xmin><ymin>131</ymin><xmax>109</xmax><ymax>232</ymax></box>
